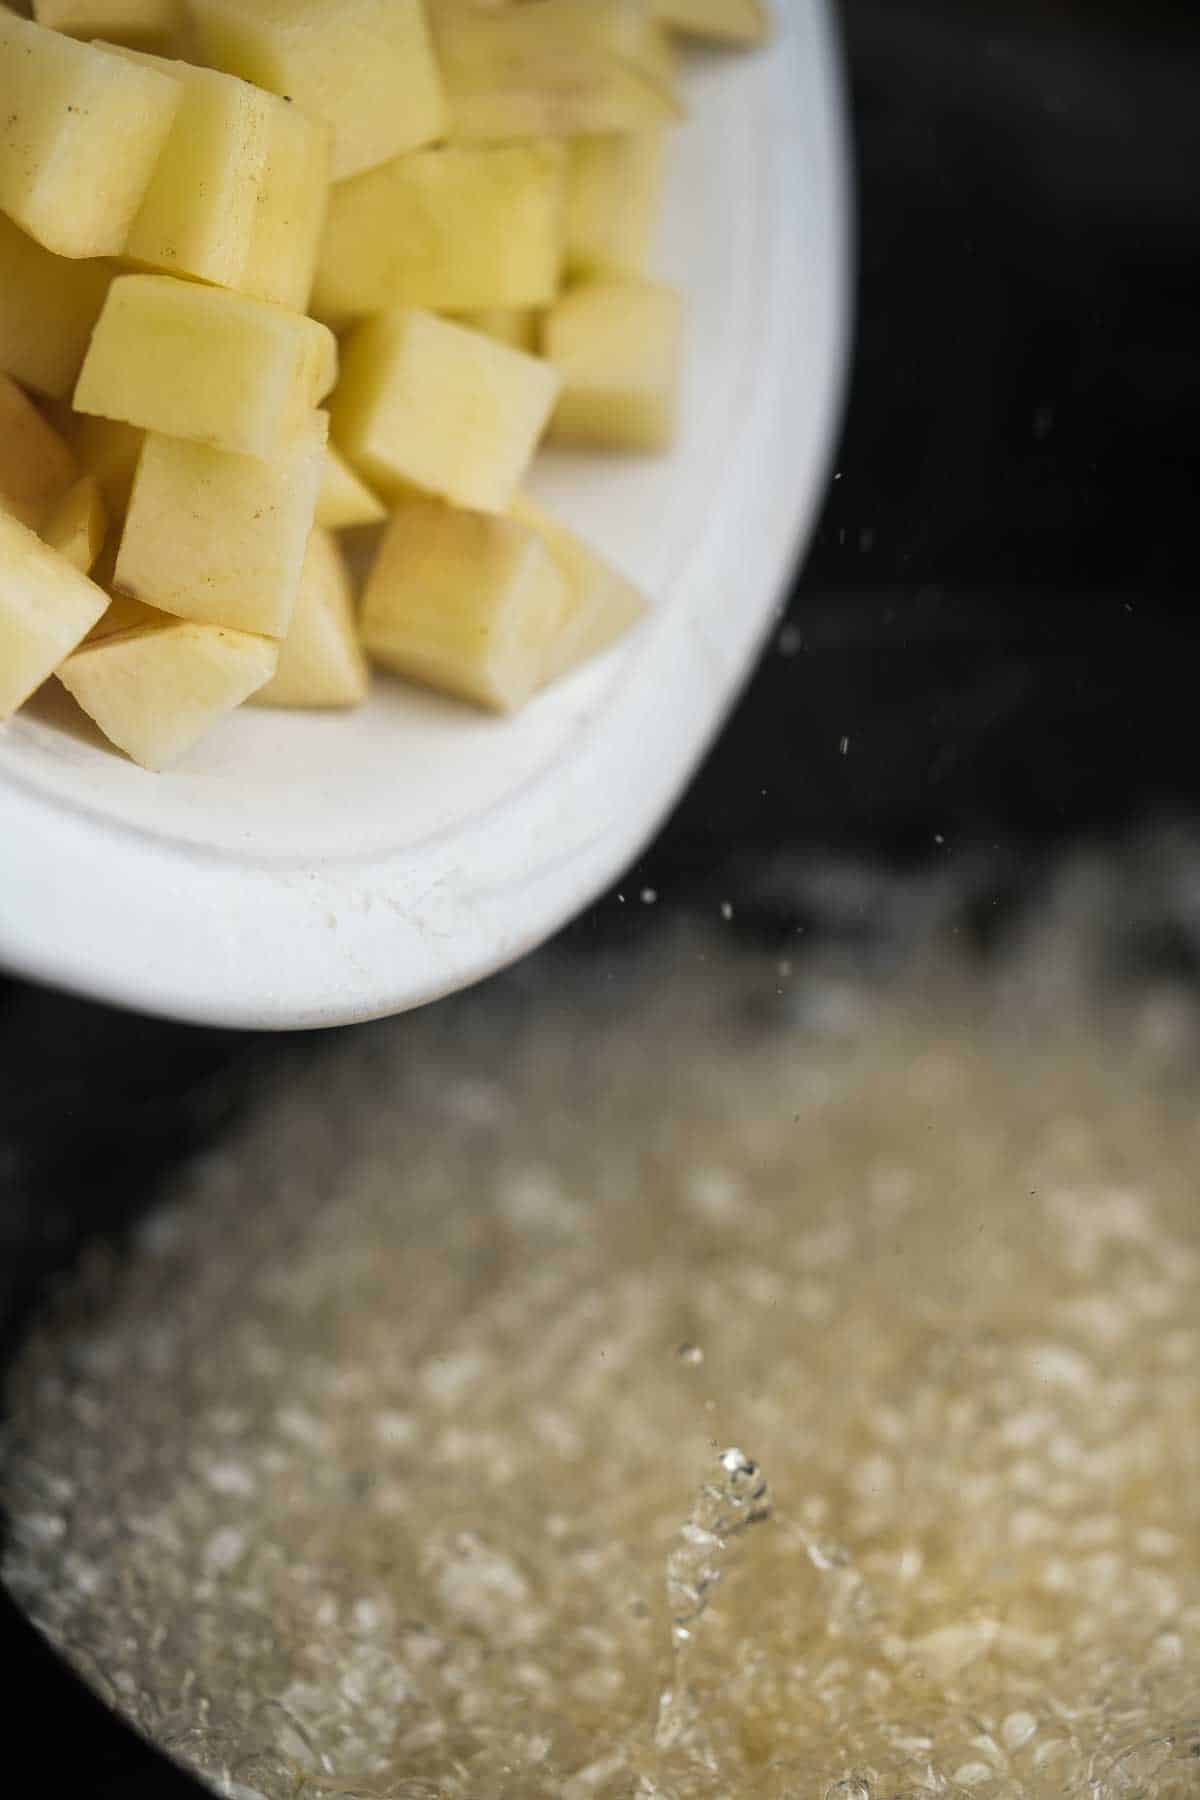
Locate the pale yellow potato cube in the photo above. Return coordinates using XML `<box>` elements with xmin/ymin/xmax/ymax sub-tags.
<box><xmin>114</xmin><ymin>411</ymin><xmax>327</xmax><ymax>637</ymax></box>
<box><xmin>512</xmin><ymin>492</ymin><xmax>647</xmax><ymax>684</ymax></box>
<box><xmin>253</xmin><ymin>527</ymin><xmax>367</xmax><ymax>708</ymax></box>
<box><xmin>0</xmin><ymin>373</ymin><xmax>77</xmax><ymax>530</ymax></box>
<box><xmin>316</xmin><ymin>446</ymin><xmax>385</xmax><ymax>532</ymax></box>
<box><xmin>545</xmin><ymin>279</ymin><xmax>682</xmax><ymax>451</ymax></box>
<box><xmin>447</xmin><ymin>309</ymin><xmax>541</xmax><ymax>354</ymax></box>
<box><xmin>652</xmin><ymin>0</ymin><xmax>770</xmax><ymax>43</ymax></box>
<box><xmin>0</xmin><ymin>212</ymin><xmax>112</xmax><ymax>398</ymax></box>
<box><xmin>567</xmin><ymin>132</ymin><xmax>666</xmax><ymax>281</ymax></box>
<box><xmin>361</xmin><ymin>494</ymin><xmax>569</xmax><ymax>713</ymax></box>
<box><xmin>0</xmin><ymin>15</ymin><xmax>182</xmax><ymax>258</ymax></box>
<box><xmin>74</xmin><ymin>275</ymin><xmax>337</xmax><ymax>459</ymax></box>
<box><xmin>190</xmin><ymin>0</ymin><xmax>445</xmax><ymax>181</ymax></box>
<box><xmin>427</xmin><ymin>0</ymin><xmax>682</xmax><ymax>140</ymax></box>
<box><xmin>58</xmin><ymin>619</ymin><xmax>277</xmax><ymax>769</ymax></box>
<box><xmin>42</xmin><ymin>474</ymin><xmax>107</xmax><ymax>573</ymax></box>
<box><xmin>110</xmin><ymin>47</ymin><xmax>330</xmax><ymax>311</ymax></box>
<box><xmin>69</xmin><ymin>416</ymin><xmax>145</xmax><ymax>521</ymax></box>
<box><xmin>34</xmin><ymin>0</ymin><xmax>186</xmax><ymax>49</ymax></box>
<box><xmin>312</xmin><ymin>143</ymin><xmax>565</xmax><ymax>325</ymax></box>
<box><xmin>0</xmin><ymin>507</ymin><xmax>107</xmax><ymax>717</ymax></box>
<box><xmin>332</xmin><ymin>308</ymin><xmax>561</xmax><ymax>514</ymax></box>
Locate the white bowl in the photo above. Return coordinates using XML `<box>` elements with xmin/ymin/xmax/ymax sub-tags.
<box><xmin>0</xmin><ymin>3</ymin><xmax>851</xmax><ymax>1029</ymax></box>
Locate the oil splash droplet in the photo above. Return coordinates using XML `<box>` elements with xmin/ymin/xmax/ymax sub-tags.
<box><xmin>656</xmin><ymin>1449</ymin><xmax>772</xmax><ymax>1754</ymax></box>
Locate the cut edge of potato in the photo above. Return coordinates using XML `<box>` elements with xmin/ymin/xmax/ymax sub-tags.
<box><xmin>58</xmin><ymin>618</ymin><xmax>278</xmax><ymax>769</ymax></box>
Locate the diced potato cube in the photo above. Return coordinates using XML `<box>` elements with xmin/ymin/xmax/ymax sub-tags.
<box><xmin>0</xmin><ymin>15</ymin><xmax>182</xmax><ymax>258</ymax></box>
<box><xmin>545</xmin><ymin>279</ymin><xmax>681</xmax><ymax>451</ymax></box>
<box><xmin>57</xmin><ymin>618</ymin><xmax>277</xmax><ymax>769</ymax></box>
<box><xmin>361</xmin><ymin>494</ymin><xmax>569</xmax><ymax>713</ymax></box>
<box><xmin>652</xmin><ymin>0</ymin><xmax>770</xmax><ymax>44</ymax></box>
<box><xmin>0</xmin><ymin>212</ymin><xmax>112</xmax><ymax>398</ymax></box>
<box><xmin>190</xmin><ymin>0</ymin><xmax>445</xmax><ymax>181</ymax></box>
<box><xmin>33</xmin><ymin>0</ymin><xmax>186</xmax><ymax>50</ymax></box>
<box><xmin>74</xmin><ymin>274</ymin><xmax>337</xmax><ymax>459</ymax></box>
<box><xmin>0</xmin><ymin>507</ymin><xmax>107</xmax><ymax>718</ymax></box>
<box><xmin>69</xmin><ymin>416</ymin><xmax>145</xmax><ymax>521</ymax></box>
<box><xmin>312</xmin><ymin>143</ymin><xmax>565</xmax><ymax>325</ymax></box>
<box><xmin>114</xmin><ymin>411</ymin><xmax>327</xmax><ymax>637</ymax></box>
<box><xmin>427</xmin><ymin>0</ymin><xmax>682</xmax><ymax>140</ymax></box>
<box><xmin>42</xmin><ymin>474</ymin><xmax>107</xmax><ymax>573</ymax></box>
<box><xmin>567</xmin><ymin>132</ymin><xmax>666</xmax><ymax>281</ymax></box>
<box><xmin>253</xmin><ymin>527</ymin><xmax>367</xmax><ymax>708</ymax></box>
<box><xmin>0</xmin><ymin>373</ymin><xmax>77</xmax><ymax>530</ymax></box>
<box><xmin>512</xmin><ymin>492</ymin><xmax>647</xmax><ymax>684</ymax></box>
<box><xmin>316</xmin><ymin>446</ymin><xmax>385</xmax><ymax>532</ymax></box>
<box><xmin>332</xmin><ymin>308</ymin><xmax>560</xmax><ymax>514</ymax></box>
<box><xmin>111</xmin><ymin>48</ymin><xmax>331</xmax><ymax>311</ymax></box>
<box><xmin>447</xmin><ymin>309</ymin><xmax>541</xmax><ymax>354</ymax></box>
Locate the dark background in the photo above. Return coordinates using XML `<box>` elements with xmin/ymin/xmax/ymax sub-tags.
<box><xmin>3</xmin><ymin>1</ymin><xmax>1199</xmax><ymax>1789</ymax></box>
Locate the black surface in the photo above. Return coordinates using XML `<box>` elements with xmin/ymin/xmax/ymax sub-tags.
<box><xmin>2</xmin><ymin>2</ymin><xmax>1199</xmax><ymax>1788</ymax></box>
<box><xmin>622</xmin><ymin>0</ymin><xmax>1200</xmax><ymax>898</ymax></box>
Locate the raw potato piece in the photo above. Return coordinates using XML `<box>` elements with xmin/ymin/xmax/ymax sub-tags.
<box><xmin>512</xmin><ymin>492</ymin><xmax>647</xmax><ymax>684</ymax></box>
<box><xmin>112</xmin><ymin>48</ymin><xmax>331</xmax><ymax>311</ymax></box>
<box><xmin>312</xmin><ymin>143</ymin><xmax>565</xmax><ymax>325</ymax></box>
<box><xmin>448</xmin><ymin>309</ymin><xmax>540</xmax><ymax>354</ymax></box>
<box><xmin>74</xmin><ymin>275</ymin><xmax>337</xmax><ymax>459</ymax></box>
<box><xmin>114</xmin><ymin>411</ymin><xmax>328</xmax><ymax>637</ymax></box>
<box><xmin>0</xmin><ymin>15</ymin><xmax>182</xmax><ymax>258</ymax></box>
<box><xmin>427</xmin><ymin>0</ymin><xmax>682</xmax><ymax>140</ymax></box>
<box><xmin>189</xmin><ymin>0</ymin><xmax>446</xmax><ymax>181</ymax></box>
<box><xmin>0</xmin><ymin>373</ymin><xmax>77</xmax><ymax>530</ymax></box>
<box><xmin>58</xmin><ymin>620</ymin><xmax>277</xmax><ymax>769</ymax></box>
<box><xmin>652</xmin><ymin>0</ymin><xmax>770</xmax><ymax>43</ymax></box>
<box><xmin>0</xmin><ymin>212</ymin><xmax>112</xmax><ymax>398</ymax></box>
<box><xmin>316</xmin><ymin>447</ymin><xmax>386</xmax><ymax>532</ymax></box>
<box><xmin>33</xmin><ymin>0</ymin><xmax>187</xmax><ymax>49</ymax></box>
<box><xmin>567</xmin><ymin>132</ymin><xmax>666</xmax><ymax>281</ymax></box>
<box><xmin>42</xmin><ymin>475</ymin><xmax>107</xmax><ymax>573</ymax></box>
<box><xmin>332</xmin><ymin>309</ymin><xmax>561</xmax><ymax>514</ymax></box>
<box><xmin>362</xmin><ymin>495</ymin><xmax>569</xmax><ymax>713</ymax></box>
<box><xmin>69</xmin><ymin>416</ymin><xmax>145</xmax><ymax>521</ymax></box>
<box><xmin>253</xmin><ymin>528</ymin><xmax>367</xmax><ymax>708</ymax></box>
<box><xmin>0</xmin><ymin>508</ymin><xmax>107</xmax><ymax>718</ymax></box>
<box><xmin>545</xmin><ymin>279</ymin><xmax>682</xmax><ymax>451</ymax></box>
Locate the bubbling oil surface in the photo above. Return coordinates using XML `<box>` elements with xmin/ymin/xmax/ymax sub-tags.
<box><xmin>4</xmin><ymin>898</ymin><xmax>1200</xmax><ymax>1799</ymax></box>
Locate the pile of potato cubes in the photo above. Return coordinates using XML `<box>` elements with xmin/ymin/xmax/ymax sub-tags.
<box><xmin>0</xmin><ymin>0</ymin><xmax>769</xmax><ymax>770</ymax></box>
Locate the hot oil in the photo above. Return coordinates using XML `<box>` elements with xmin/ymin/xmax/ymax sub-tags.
<box><xmin>3</xmin><ymin>886</ymin><xmax>1199</xmax><ymax>1799</ymax></box>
